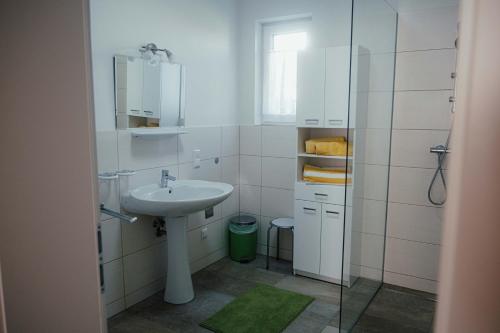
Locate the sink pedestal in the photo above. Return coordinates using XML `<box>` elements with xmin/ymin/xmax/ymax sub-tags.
<box><xmin>164</xmin><ymin>216</ymin><xmax>194</xmax><ymax>304</ymax></box>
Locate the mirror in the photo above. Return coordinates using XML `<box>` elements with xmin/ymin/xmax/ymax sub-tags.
<box><xmin>114</xmin><ymin>55</ymin><xmax>185</xmax><ymax>129</ymax></box>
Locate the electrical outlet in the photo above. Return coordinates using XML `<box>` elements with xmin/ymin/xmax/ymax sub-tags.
<box><xmin>201</xmin><ymin>227</ymin><xmax>208</xmax><ymax>240</ymax></box>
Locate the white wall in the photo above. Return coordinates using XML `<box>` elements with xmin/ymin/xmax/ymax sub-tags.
<box><xmin>237</xmin><ymin>0</ymin><xmax>352</xmax><ymax>124</ymax></box>
<box><xmin>90</xmin><ymin>0</ymin><xmax>239</xmax><ymax>130</ymax></box>
<box><xmin>90</xmin><ymin>0</ymin><xmax>243</xmax><ymax>316</ymax></box>
<box><xmin>384</xmin><ymin>5</ymin><xmax>459</xmax><ymax>293</ymax></box>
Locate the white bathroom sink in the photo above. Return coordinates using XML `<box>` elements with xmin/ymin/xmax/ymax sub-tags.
<box><xmin>123</xmin><ymin>180</ymin><xmax>233</xmax><ymax>217</ymax></box>
<box><xmin>121</xmin><ymin>179</ymin><xmax>233</xmax><ymax>305</ymax></box>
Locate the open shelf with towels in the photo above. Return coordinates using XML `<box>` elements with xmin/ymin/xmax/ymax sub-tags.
<box><xmin>298</xmin><ymin>153</ymin><xmax>353</xmax><ymax>160</ymax></box>
<box><xmin>294</xmin><ymin>126</ymin><xmax>355</xmax><ymax>287</ymax></box>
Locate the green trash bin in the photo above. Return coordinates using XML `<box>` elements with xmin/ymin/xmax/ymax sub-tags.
<box><xmin>229</xmin><ymin>215</ymin><xmax>257</xmax><ymax>263</ymax></box>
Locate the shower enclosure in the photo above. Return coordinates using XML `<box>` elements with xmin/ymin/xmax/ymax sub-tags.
<box><xmin>338</xmin><ymin>0</ymin><xmax>398</xmax><ymax>331</ymax></box>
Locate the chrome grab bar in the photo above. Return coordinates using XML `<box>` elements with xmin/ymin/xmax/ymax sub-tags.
<box><xmin>430</xmin><ymin>147</ymin><xmax>451</xmax><ymax>154</ymax></box>
<box><xmin>100</xmin><ymin>204</ymin><xmax>138</xmax><ymax>224</ymax></box>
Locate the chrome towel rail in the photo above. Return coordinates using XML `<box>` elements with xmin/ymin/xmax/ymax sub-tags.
<box><xmin>430</xmin><ymin>147</ymin><xmax>451</xmax><ymax>154</ymax></box>
<box><xmin>100</xmin><ymin>204</ymin><xmax>138</xmax><ymax>224</ymax></box>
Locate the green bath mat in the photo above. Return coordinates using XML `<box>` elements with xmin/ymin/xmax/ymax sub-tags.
<box><xmin>200</xmin><ymin>284</ymin><xmax>314</xmax><ymax>333</ymax></box>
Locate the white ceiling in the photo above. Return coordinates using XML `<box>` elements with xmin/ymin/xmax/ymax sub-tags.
<box><xmin>384</xmin><ymin>0</ymin><xmax>459</xmax><ymax>12</ymax></box>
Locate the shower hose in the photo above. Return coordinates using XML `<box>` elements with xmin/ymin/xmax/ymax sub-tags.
<box><xmin>427</xmin><ymin>132</ymin><xmax>451</xmax><ymax>206</ymax></box>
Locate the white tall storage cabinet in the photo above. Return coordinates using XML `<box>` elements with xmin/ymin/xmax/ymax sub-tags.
<box><xmin>293</xmin><ymin>45</ymin><xmax>356</xmax><ymax>286</ymax></box>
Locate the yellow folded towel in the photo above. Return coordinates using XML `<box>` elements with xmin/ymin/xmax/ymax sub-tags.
<box><xmin>305</xmin><ymin>137</ymin><xmax>352</xmax><ymax>156</ymax></box>
<box><xmin>303</xmin><ymin>164</ymin><xmax>352</xmax><ymax>184</ymax></box>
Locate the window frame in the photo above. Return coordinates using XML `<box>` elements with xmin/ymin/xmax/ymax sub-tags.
<box><xmin>261</xmin><ymin>18</ymin><xmax>311</xmax><ymax>125</ymax></box>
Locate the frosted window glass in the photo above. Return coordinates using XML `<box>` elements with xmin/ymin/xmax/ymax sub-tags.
<box><xmin>263</xmin><ymin>32</ymin><xmax>307</xmax><ymax>123</ymax></box>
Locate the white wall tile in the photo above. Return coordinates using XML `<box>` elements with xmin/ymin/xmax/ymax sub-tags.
<box><xmin>389</xmin><ymin>166</ymin><xmax>445</xmax><ymax>206</ymax></box>
<box><xmin>360</xmin><ymin>233</ymin><xmax>385</xmax><ymax>270</ymax></box>
<box><xmin>385</xmin><ymin>237</ymin><xmax>441</xmax><ymax>281</ymax></box>
<box><xmin>117</xmin><ymin>130</ymin><xmax>178</xmax><ymax>171</ymax></box>
<box><xmin>178</xmin><ymin>127</ymin><xmax>222</xmax><ymax>163</ymax></box>
<box><xmin>239</xmin><ymin>155</ymin><xmax>261</xmax><ymax>186</ymax></box>
<box><xmin>188</xmin><ymin>220</ymin><xmax>224</xmax><ymax>262</ymax></box>
<box><xmin>395</xmin><ymin>49</ymin><xmax>456</xmax><ymax>91</ymax></box>
<box><xmin>106</xmin><ymin>299</ymin><xmax>126</xmax><ymax>318</ymax></box>
<box><xmin>121</xmin><ymin>216</ymin><xmax>165</xmax><ymax>256</ymax></box>
<box><xmin>261</xmin><ymin>157</ymin><xmax>295</xmax><ymax>190</ymax></box>
<box><xmin>239</xmin><ymin>185</ymin><xmax>261</xmax><ymax>215</ymax></box>
<box><xmin>99</xmin><ymin>179</ymin><xmax>120</xmax><ymax>221</ymax></box>
<box><xmin>240</xmin><ymin>125</ymin><xmax>262</xmax><ymax>156</ymax></box>
<box><xmin>101</xmin><ymin>218</ymin><xmax>122</xmax><ymax>263</ymax></box>
<box><xmin>178</xmin><ymin>158</ymin><xmax>221</xmax><ymax>182</ymax></box>
<box><xmin>124</xmin><ymin>278</ymin><xmax>165</xmax><ymax>308</ymax></box>
<box><xmin>385</xmin><ymin>0</ymin><xmax>459</xmax><ymax>12</ymax></box>
<box><xmin>365</xmin><ymin>91</ymin><xmax>394</xmax><ymax>130</ymax></box>
<box><xmin>126</xmin><ymin>166</ymin><xmax>178</xmax><ymax>190</ymax></box>
<box><xmin>383</xmin><ymin>271</ymin><xmax>438</xmax><ymax>294</ymax></box>
<box><xmin>190</xmin><ymin>248</ymin><xmax>226</xmax><ymax>274</ymax></box>
<box><xmin>221</xmin><ymin>156</ymin><xmax>239</xmax><ymax>186</ymax></box>
<box><xmin>359</xmin><ymin>266</ymin><xmax>383</xmax><ymax>281</ymax></box>
<box><xmin>123</xmin><ymin>242</ymin><xmax>167</xmax><ymax>294</ymax></box>
<box><xmin>363</xmin><ymin>164</ymin><xmax>390</xmax><ymax>201</ymax></box>
<box><xmin>362</xmin><ymin>129</ymin><xmax>391</xmax><ymax>165</ymax></box>
<box><xmin>222</xmin><ymin>186</ymin><xmax>239</xmax><ymax>218</ymax></box>
<box><xmin>397</xmin><ymin>6</ymin><xmax>458</xmax><ymax>52</ymax></box>
<box><xmin>222</xmin><ymin>126</ymin><xmax>239</xmax><ymax>157</ymax></box>
<box><xmin>96</xmin><ymin>130</ymin><xmax>118</xmax><ymax>173</ymax></box>
<box><xmin>352</xmin><ymin>199</ymin><xmax>387</xmax><ymax>236</ymax></box>
<box><xmin>387</xmin><ymin>203</ymin><xmax>443</xmax><ymax>244</ymax></box>
<box><xmin>364</xmin><ymin>52</ymin><xmax>397</xmax><ymax>92</ymax></box>
<box><xmin>103</xmin><ymin>259</ymin><xmax>124</xmax><ymax>304</ymax></box>
<box><xmin>393</xmin><ymin>90</ymin><xmax>453</xmax><ymax>130</ymax></box>
<box><xmin>391</xmin><ymin>130</ymin><xmax>449</xmax><ymax>168</ymax></box>
<box><xmin>261</xmin><ymin>125</ymin><xmax>296</xmax><ymax>158</ymax></box>
<box><xmin>187</xmin><ymin>204</ymin><xmax>222</xmax><ymax>231</ymax></box>
<box><xmin>261</xmin><ymin>187</ymin><xmax>294</xmax><ymax>218</ymax></box>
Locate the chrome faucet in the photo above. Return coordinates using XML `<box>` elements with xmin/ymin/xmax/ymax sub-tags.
<box><xmin>160</xmin><ymin>169</ymin><xmax>176</xmax><ymax>188</ymax></box>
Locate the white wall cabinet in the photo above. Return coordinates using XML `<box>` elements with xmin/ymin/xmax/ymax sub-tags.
<box><xmin>142</xmin><ymin>62</ymin><xmax>162</xmax><ymax>119</ymax></box>
<box><xmin>297</xmin><ymin>46</ymin><xmax>351</xmax><ymax>128</ymax></box>
<box><xmin>293</xmin><ymin>200</ymin><xmax>322</xmax><ymax>274</ymax></box>
<box><xmin>126</xmin><ymin>58</ymin><xmax>143</xmax><ymax>116</ymax></box>
<box><xmin>296</xmin><ymin>49</ymin><xmax>326</xmax><ymax>127</ymax></box>
<box><xmin>325</xmin><ymin>46</ymin><xmax>351</xmax><ymax>128</ymax></box>
<box><xmin>293</xmin><ymin>197</ymin><xmax>347</xmax><ymax>283</ymax></box>
<box><xmin>320</xmin><ymin>203</ymin><xmax>345</xmax><ymax>280</ymax></box>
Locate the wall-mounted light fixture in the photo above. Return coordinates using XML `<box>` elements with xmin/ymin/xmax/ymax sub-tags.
<box><xmin>140</xmin><ymin>43</ymin><xmax>173</xmax><ymax>65</ymax></box>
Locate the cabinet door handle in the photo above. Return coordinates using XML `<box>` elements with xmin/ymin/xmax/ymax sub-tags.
<box><xmin>325</xmin><ymin>211</ymin><xmax>340</xmax><ymax>218</ymax></box>
<box><xmin>144</xmin><ymin>110</ymin><xmax>153</xmax><ymax>115</ymax></box>
<box><xmin>129</xmin><ymin>109</ymin><xmax>141</xmax><ymax>113</ymax></box>
<box><xmin>305</xmin><ymin>119</ymin><xmax>319</xmax><ymax>125</ymax></box>
<box><xmin>303</xmin><ymin>207</ymin><xmax>317</xmax><ymax>214</ymax></box>
<box><xmin>328</xmin><ymin>119</ymin><xmax>343</xmax><ymax>126</ymax></box>
<box><xmin>314</xmin><ymin>193</ymin><xmax>328</xmax><ymax>198</ymax></box>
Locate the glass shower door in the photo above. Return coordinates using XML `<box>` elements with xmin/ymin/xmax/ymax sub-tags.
<box><xmin>339</xmin><ymin>0</ymin><xmax>398</xmax><ymax>331</ymax></box>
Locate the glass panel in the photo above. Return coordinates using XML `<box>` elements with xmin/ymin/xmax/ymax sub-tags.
<box><xmin>339</xmin><ymin>0</ymin><xmax>398</xmax><ymax>331</ymax></box>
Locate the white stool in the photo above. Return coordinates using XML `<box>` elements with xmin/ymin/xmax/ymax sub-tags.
<box><xmin>266</xmin><ymin>217</ymin><xmax>294</xmax><ymax>270</ymax></box>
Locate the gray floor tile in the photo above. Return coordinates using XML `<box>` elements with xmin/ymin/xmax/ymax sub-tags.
<box><xmin>275</xmin><ymin>275</ymin><xmax>341</xmax><ymax>305</ymax></box>
<box><xmin>108</xmin><ymin>256</ymin><xmax>436</xmax><ymax>333</ymax></box>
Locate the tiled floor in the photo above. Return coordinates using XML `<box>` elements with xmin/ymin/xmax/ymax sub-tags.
<box><xmin>108</xmin><ymin>256</ymin><xmax>436</xmax><ymax>333</ymax></box>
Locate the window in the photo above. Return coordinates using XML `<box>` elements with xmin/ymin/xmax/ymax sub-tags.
<box><xmin>262</xmin><ymin>19</ymin><xmax>310</xmax><ymax>123</ymax></box>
